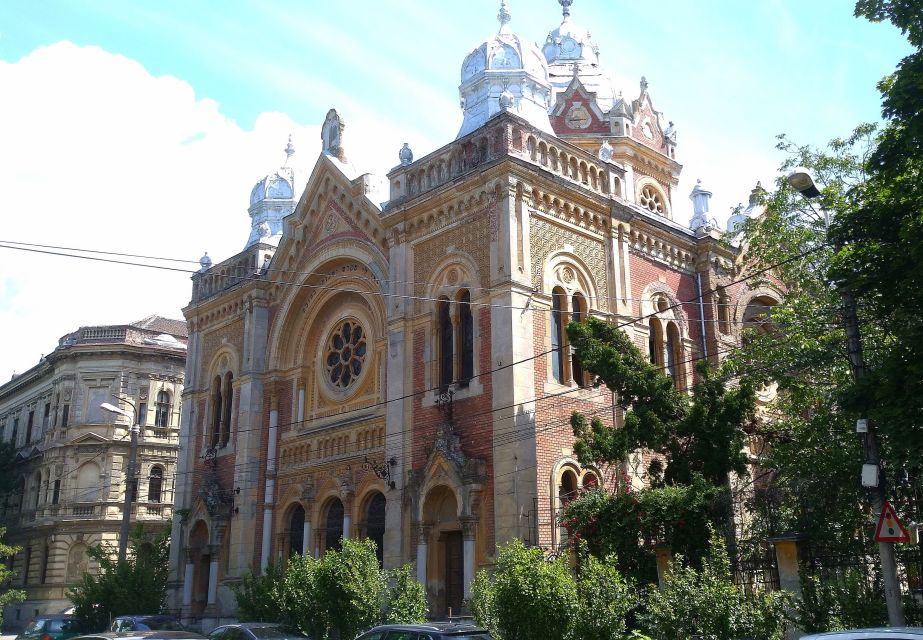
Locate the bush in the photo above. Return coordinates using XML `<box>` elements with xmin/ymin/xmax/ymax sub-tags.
<box><xmin>0</xmin><ymin>527</ymin><xmax>25</xmax><ymax>629</ymax></box>
<box><xmin>573</xmin><ymin>552</ymin><xmax>637</xmax><ymax>640</ymax></box>
<box><xmin>68</xmin><ymin>525</ymin><xmax>169</xmax><ymax>632</ymax></box>
<box><xmin>384</xmin><ymin>564</ymin><xmax>428</xmax><ymax>624</ymax></box>
<box><xmin>231</xmin><ymin>562</ymin><xmax>286</xmax><ymax>624</ymax></box>
<box><xmin>234</xmin><ymin>539</ymin><xmax>427</xmax><ymax>639</ymax></box>
<box><xmin>795</xmin><ymin>568</ymin><xmax>887</xmax><ymax>632</ymax></box>
<box><xmin>640</xmin><ymin>535</ymin><xmax>788</xmax><ymax>640</ymax></box>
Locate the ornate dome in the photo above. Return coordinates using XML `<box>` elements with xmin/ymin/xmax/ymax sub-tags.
<box><xmin>245</xmin><ymin>137</ymin><xmax>297</xmax><ymax>249</ymax></box>
<box><xmin>250</xmin><ymin>168</ymin><xmax>294</xmax><ymax>206</ymax></box>
<box><xmin>456</xmin><ymin>1</ymin><xmax>554</xmax><ymax>138</ymax></box>
<box><xmin>543</xmin><ymin>1</ymin><xmax>617</xmax><ymax>111</ymax></box>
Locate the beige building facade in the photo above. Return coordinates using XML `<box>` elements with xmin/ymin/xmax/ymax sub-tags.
<box><xmin>0</xmin><ymin>316</ymin><xmax>187</xmax><ymax>629</ymax></box>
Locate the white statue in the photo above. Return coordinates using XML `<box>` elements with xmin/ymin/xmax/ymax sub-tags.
<box><xmin>598</xmin><ymin>139</ymin><xmax>614</xmax><ymax>163</ymax></box>
<box><xmin>321</xmin><ymin>109</ymin><xmax>346</xmax><ymax>161</ymax></box>
<box><xmin>399</xmin><ymin>143</ymin><xmax>413</xmax><ymax>166</ymax></box>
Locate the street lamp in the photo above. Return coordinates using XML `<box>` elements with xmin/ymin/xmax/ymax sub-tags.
<box><xmin>786</xmin><ymin>169</ymin><xmax>905</xmax><ymax>626</ymax></box>
<box><xmin>101</xmin><ymin>399</ymin><xmax>140</xmax><ymax>563</ymax></box>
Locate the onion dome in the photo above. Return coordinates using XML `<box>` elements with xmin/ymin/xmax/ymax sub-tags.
<box><xmin>543</xmin><ymin>0</ymin><xmax>617</xmax><ymax>111</ymax></box>
<box><xmin>456</xmin><ymin>1</ymin><xmax>554</xmax><ymax>138</ymax></box>
<box><xmin>245</xmin><ymin>136</ymin><xmax>297</xmax><ymax>249</ymax></box>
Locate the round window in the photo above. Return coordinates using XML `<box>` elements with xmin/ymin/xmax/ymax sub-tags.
<box><xmin>324</xmin><ymin>320</ymin><xmax>367</xmax><ymax>390</ymax></box>
<box><xmin>639</xmin><ymin>185</ymin><xmax>665</xmax><ymax>214</ymax></box>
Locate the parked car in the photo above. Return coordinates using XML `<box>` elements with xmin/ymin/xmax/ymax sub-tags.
<box><xmin>207</xmin><ymin>623</ymin><xmax>309</xmax><ymax>640</ymax></box>
<box><xmin>72</xmin><ymin>632</ymin><xmax>203</xmax><ymax>640</ymax></box>
<box><xmin>355</xmin><ymin>623</ymin><xmax>493</xmax><ymax>640</ymax></box>
<box><xmin>801</xmin><ymin>629</ymin><xmax>923</xmax><ymax>639</ymax></box>
<box><xmin>15</xmin><ymin>615</ymin><xmax>82</xmax><ymax>640</ymax></box>
<box><xmin>109</xmin><ymin>616</ymin><xmax>187</xmax><ymax>633</ymax></box>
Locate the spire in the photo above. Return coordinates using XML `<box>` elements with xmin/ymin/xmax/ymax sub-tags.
<box><xmin>559</xmin><ymin>0</ymin><xmax>573</xmax><ymax>18</ymax></box>
<box><xmin>497</xmin><ymin>0</ymin><xmax>511</xmax><ymax>32</ymax></box>
<box><xmin>283</xmin><ymin>134</ymin><xmax>295</xmax><ymax>166</ymax></box>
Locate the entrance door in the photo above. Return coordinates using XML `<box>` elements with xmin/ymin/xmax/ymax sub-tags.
<box><xmin>443</xmin><ymin>530</ymin><xmax>464</xmax><ymax>617</ymax></box>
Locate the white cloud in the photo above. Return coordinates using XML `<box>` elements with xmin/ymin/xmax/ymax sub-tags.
<box><xmin>0</xmin><ymin>43</ymin><xmax>317</xmax><ymax>376</ymax></box>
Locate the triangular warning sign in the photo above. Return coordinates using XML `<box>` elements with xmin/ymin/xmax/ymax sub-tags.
<box><xmin>874</xmin><ymin>500</ymin><xmax>910</xmax><ymax>542</ymax></box>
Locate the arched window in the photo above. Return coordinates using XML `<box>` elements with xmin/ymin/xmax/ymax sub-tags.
<box><xmin>66</xmin><ymin>543</ymin><xmax>88</xmax><ymax>582</ymax></box>
<box><xmin>551</xmin><ymin>288</ymin><xmax>567</xmax><ymax>384</ymax></box>
<box><xmin>288</xmin><ymin>505</ymin><xmax>305</xmax><ymax>557</ymax></box>
<box><xmin>559</xmin><ymin>469</ymin><xmax>578</xmax><ymax>506</ymax></box>
<box><xmin>458</xmin><ymin>290</ymin><xmax>474</xmax><ymax>386</ymax></box>
<box><xmin>648</xmin><ymin>319</ymin><xmax>664</xmax><ymax>366</ymax></box>
<box><xmin>438</xmin><ymin>297</ymin><xmax>454</xmax><ymax>391</ymax></box>
<box><xmin>717</xmin><ymin>289</ymin><xmax>731</xmax><ymax>335</ymax></box>
<box><xmin>148</xmin><ymin>466</ymin><xmax>163</xmax><ymax>504</ymax></box>
<box><xmin>666</xmin><ymin>322</ymin><xmax>682</xmax><ymax>387</ymax></box>
<box><xmin>220</xmin><ymin>372</ymin><xmax>233</xmax><ymax>447</ymax></box>
<box><xmin>571</xmin><ymin>293</ymin><xmax>586</xmax><ymax>385</ymax></box>
<box><xmin>365</xmin><ymin>493</ymin><xmax>386</xmax><ymax>567</ymax></box>
<box><xmin>325</xmin><ymin>499</ymin><xmax>344</xmax><ymax>554</ymax></box>
<box><xmin>154</xmin><ymin>390</ymin><xmax>171</xmax><ymax>428</ymax></box>
<box><xmin>210</xmin><ymin>376</ymin><xmax>222</xmax><ymax>448</ymax></box>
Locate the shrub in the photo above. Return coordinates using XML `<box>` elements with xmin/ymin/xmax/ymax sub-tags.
<box><xmin>573</xmin><ymin>552</ymin><xmax>637</xmax><ymax>640</ymax></box>
<box><xmin>795</xmin><ymin>568</ymin><xmax>887</xmax><ymax>632</ymax></box>
<box><xmin>640</xmin><ymin>535</ymin><xmax>788</xmax><ymax>640</ymax></box>
<box><xmin>314</xmin><ymin>539</ymin><xmax>387</xmax><ymax>640</ymax></box>
<box><xmin>384</xmin><ymin>564</ymin><xmax>428</xmax><ymax>625</ymax></box>
<box><xmin>231</xmin><ymin>562</ymin><xmax>285</xmax><ymax>624</ymax></box>
<box><xmin>281</xmin><ymin>553</ymin><xmax>327</xmax><ymax>638</ymax></box>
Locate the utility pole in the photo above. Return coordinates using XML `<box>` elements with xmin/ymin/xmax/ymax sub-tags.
<box><xmin>101</xmin><ymin>400</ymin><xmax>140</xmax><ymax>563</ymax></box>
<box><xmin>788</xmin><ymin>168</ymin><xmax>905</xmax><ymax>626</ymax></box>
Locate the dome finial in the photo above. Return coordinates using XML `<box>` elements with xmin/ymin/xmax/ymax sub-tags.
<box><xmin>283</xmin><ymin>134</ymin><xmax>295</xmax><ymax>166</ymax></box>
<box><xmin>559</xmin><ymin>0</ymin><xmax>573</xmax><ymax>19</ymax></box>
<box><xmin>497</xmin><ymin>0</ymin><xmax>511</xmax><ymax>31</ymax></box>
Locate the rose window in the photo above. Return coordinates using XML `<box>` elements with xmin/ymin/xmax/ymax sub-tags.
<box><xmin>639</xmin><ymin>185</ymin><xmax>665</xmax><ymax>214</ymax></box>
<box><xmin>325</xmin><ymin>320</ymin><xmax>367</xmax><ymax>389</ymax></box>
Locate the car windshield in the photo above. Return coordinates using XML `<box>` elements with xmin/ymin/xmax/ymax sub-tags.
<box><xmin>140</xmin><ymin>619</ymin><xmax>185</xmax><ymax>631</ymax></box>
<box><xmin>248</xmin><ymin>627</ymin><xmax>303</xmax><ymax>640</ymax></box>
<box><xmin>46</xmin><ymin>620</ymin><xmax>78</xmax><ymax>633</ymax></box>
<box><xmin>23</xmin><ymin>620</ymin><xmax>47</xmax><ymax>634</ymax></box>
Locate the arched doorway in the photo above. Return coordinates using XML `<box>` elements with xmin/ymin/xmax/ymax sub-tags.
<box><xmin>188</xmin><ymin>520</ymin><xmax>210</xmax><ymax>615</ymax></box>
<box><xmin>363</xmin><ymin>492</ymin><xmax>386</xmax><ymax>567</ymax></box>
<box><xmin>422</xmin><ymin>485</ymin><xmax>462</xmax><ymax>618</ymax></box>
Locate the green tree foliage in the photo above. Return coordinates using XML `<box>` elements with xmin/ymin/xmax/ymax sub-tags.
<box><xmin>232</xmin><ymin>539</ymin><xmax>427</xmax><ymax>640</ymax></box>
<box><xmin>640</xmin><ymin>534</ymin><xmax>789</xmax><ymax>640</ymax></box>
<box><xmin>726</xmin><ymin>126</ymin><xmax>881</xmax><ymax>547</ymax></box>
<box><xmin>0</xmin><ymin>527</ymin><xmax>26</xmax><ymax>629</ymax></box>
<box><xmin>0</xmin><ymin>440</ymin><xmax>18</xmax><ymax>499</ymax></box>
<box><xmin>567</xmin><ymin>318</ymin><xmax>756</xmax><ymax>487</ymax></box>
<box><xmin>828</xmin><ymin>0</ymin><xmax>923</xmax><ymax>471</ymax></box>
<box><xmin>68</xmin><ymin>525</ymin><xmax>169</xmax><ymax>632</ymax></box>
<box><xmin>795</xmin><ymin>569</ymin><xmax>888</xmax><ymax>633</ymax></box>
<box><xmin>383</xmin><ymin>564</ymin><xmax>428</xmax><ymax>625</ymax></box>
<box><xmin>230</xmin><ymin>562</ymin><xmax>286</xmax><ymax>624</ymax></box>
<box><xmin>560</xmin><ymin>476</ymin><xmax>722</xmax><ymax>580</ymax></box>
<box><xmin>467</xmin><ymin>539</ymin><xmax>634</xmax><ymax>640</ymax></box>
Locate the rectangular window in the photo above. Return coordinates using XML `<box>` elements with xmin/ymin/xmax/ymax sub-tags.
<box><xmin>40</xmin><ymin>547</ymin><xmax>49</xmax><ymax>584</ymax></box>
<box><xmin>138</xmin><ymin>403</ymin><xmax>148</xmax><ymax>426</ymax></box>
<box><xmin>52</xmin><ymin>480</ymin><xmax>60</xmax><ymax>505</ymax></box>
<box><xmin>25</xmin><ymin>410</ymin><xmax>34</xmax><ymax>443</ymax></box>
<box><xmin>61</xmin><ymin>405</ymin><xmax>69</xmax><ymax>429</ymax></box>
<box><xmin>42</xmin><ymin>403</ymin><xmax>50</xmax><ymax>429</ymax></box>
<box><xmin>11</xmin><ymin>417</ymin><xmax>18</xmax><ymax>445</ymax></box>
<box><xmin>22</xmin><ymin>547</ymin><xmax>31</xmax><ymax>585</ymax></box>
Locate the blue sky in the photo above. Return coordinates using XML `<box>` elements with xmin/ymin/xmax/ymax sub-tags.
<box><xmin>0</xmin><ymin>0</ymin><xmax>912</xmax><ymax>377</ymax></box>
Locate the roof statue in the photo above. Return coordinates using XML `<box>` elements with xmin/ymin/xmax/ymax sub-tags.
<box><xmin>543</xmin><ymin>0</ymin><xmax>614</xmax><ymax>110</ymax></box>
<box><xmin>322</xmin><ymin>109</ymin><xmax>347</xmax><ymax>162</ymax></box>
<box><xmin>598</xmin><ymin>139</ymin><xmax>614</xmax><ymax>163</ymax></box>
<box><xmin>689</xmin><ymin>179</ymin><xmax>716</xmax><ymax>233</ymax></box>
<box><xmin>456</xmin><ymin>0</ymin><xmax>554</xmax><ymax>138</ymax></box>
<box><xmin>727</xmin><ymin>181</ymin><xmax>768</xmax><ymax>237</ymax></box>
<box><xmin>199</xmin><ymin>252</ymin><xmax>212</xmax><ymax>272</ymax></box>
<box><xmin>245</xmin><ymin>137</ymin><xmax>297</xmax><ymax>249</ymax></box>
<box><xmin>399</xmin><ymin>142</ymin><xmax>414</xmax><ymax>166</ymax></box>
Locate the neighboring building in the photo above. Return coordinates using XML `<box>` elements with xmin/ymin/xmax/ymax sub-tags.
<box><xmin>168</xmin><ymin>1</ymin><xmax>780</xmax><ymax>626</ymax></box>
<box><xmin>0</xmin><ymin>316</ymin><xmax>187</xmax><ymax>629</ymax></box>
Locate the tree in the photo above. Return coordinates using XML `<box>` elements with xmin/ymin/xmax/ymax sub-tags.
<box><xmin>68</xmin><ymin>525</ymin><xmax>169</xmax><ymax>632</ymax></box>
<box><xmin>230</xmin><ymin>562</ymin><xmax>286</xmax><ymax>625</ymax></box>
<box><xmin>383</xmin><ymin>564</ymin><xmax>428</xmax><ymax>625</ymax></box>
<box><xmin>831</xmin><ymin>0</ymin><xmax>923</xmax><ymax>472</ymax></box>
<box><xmin>0</xmin><ymin>527</ymin><xmax>25</xmax><ymax>629</ymax></box>
<box><xmin>567</xmin><ymin>318</ymin><xmax>756</xmax><ymax>488</ymax></box>
<box><xmin>314</xmin><ymin>538</ymin><xmax>387</xmax><ymax>640</ymax></box>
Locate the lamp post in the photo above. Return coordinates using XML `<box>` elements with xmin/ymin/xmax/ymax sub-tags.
<box><xmin>101</xmin><ymin>399</ymin><xmax>140</xmax><ymax>563</ymax></box>
<box><xmin>787</xmin><ymin>167</ymin><xmax>905</xmax><ymax>626</ymax></box>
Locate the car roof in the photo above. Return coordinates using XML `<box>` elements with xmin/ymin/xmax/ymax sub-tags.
<box><xmin>802</xmin><ymin>630</ymin><xmax>923</xmax><ymax>639</ymax></box>
<box><xmin>76</xmin><ymin>632</ymin><xmax>203</xmax><ymax>640</ymax></box>
<box><xmin>365</xmin><ymin>623</ymin><xmax>489</xmax><ymax>633</ymax></box>
<box><xmin>33</xmin><ymin>615</ymin><xmax>75</xmax><ymax>620</ymax></box>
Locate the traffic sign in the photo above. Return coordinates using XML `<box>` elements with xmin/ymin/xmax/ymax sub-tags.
<box><xmin>874</xmin><ymin>500</ymin><xmax>910</xmax><ymax>543</ymax></box>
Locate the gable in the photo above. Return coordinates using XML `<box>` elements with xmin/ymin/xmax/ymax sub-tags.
<box><xmin>550</xmin><ymin>78</ymin><xmax>609</xmax><ymax>136</ymax></box>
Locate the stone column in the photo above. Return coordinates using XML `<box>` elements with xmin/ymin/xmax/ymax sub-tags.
<box><xmin>302</xmin><ymin>519</ymin><xmax>311</xmax><ymax>555</ymax></box>
<box><xmin>770</xmin><ymin>534</ymin><xmax>807</xmax><ymax>598</ymax></box>
<box><xmin>342</xmin><ymin>493</ymin><xmax>353</xmax><ymax>540</ymax></box>
<box><xmin>182</xmin><ymin>548</ymin><xmax>194</xmax><ymax>608</ymax></box>
<box><xmin>207</xmin><ymin>545</ymin><xmax>220</xmax><ymax>605</ymax></box>
<box><xmin>415</xmin><ymin>524</ymin><xmax>430</xmax><ymax>585</ymax></box>
<box><xmin>260</xmin><ymin>406</ymin><xmax>279</xmax><ymax>573</ymax></box>
<box><xmin>461</xmin><ymin>517</ymin><xmax>477</xmax><ymax>599</ymax></box>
